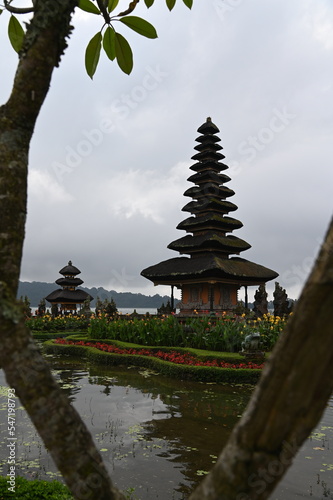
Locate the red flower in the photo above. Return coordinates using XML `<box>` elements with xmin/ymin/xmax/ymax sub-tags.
<box><xmin>54</xmin><ymin>339</ymin><xmax>263</xmax><ymax>369</ymax></box>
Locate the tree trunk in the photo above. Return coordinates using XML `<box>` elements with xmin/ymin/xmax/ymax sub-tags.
<box><xmin>189</xmin><ymin>217</ymin><xmax>333</xmax><ymax>500</ymax></box>
<box><xmin>1</xmin><ymin>2</ymin><xmax>333</xmax><ymax>500</ymax></box>
<box><xmin>0</xmin><ymin>1</ymin><xmax>125</xmax><ymax>498</ymax></box>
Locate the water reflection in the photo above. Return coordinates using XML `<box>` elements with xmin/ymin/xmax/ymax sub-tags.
<box><xmin>0</xmin><ymin>357</ymin><xmax>332</xmax><ymax>499</ymax></box>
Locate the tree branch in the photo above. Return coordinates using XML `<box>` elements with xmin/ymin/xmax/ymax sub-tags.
<box><xmin>96</xmin><ymin>0</ymin><xmax>110</xmax><ymax>24</ymax></box>
<box><xmin>117</xmin><ymin>0</ymin><xmax>140</xmax><ymax>17</ymax></box>
<box><xmin>190</xmin><ymin>217</ymin><xmax>333</xmax><ymax>499</ymax></box>
<box><xmin>4</xmin><ymin>0</ymin><xmax>34</xmax><ymax>14</ymax></box>
<box><xmin>0</xmin><ymin>1</ymin><xmax>126</xmax><ymax>498</ymax></box>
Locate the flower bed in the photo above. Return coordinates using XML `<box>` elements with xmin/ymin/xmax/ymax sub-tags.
<box><xmin>86</xmin><ymin>313</ymin><xmax>287</xmax><ymax>352</ymax></box>
<box><xmin>29</xmin><ymin>313</ymin><xmax>288</xmax><ymax>353</ymax></box>
<box><xmin>54</xmin><ymin>338</ymin><xmax>264</xmax><ymax>370</ymax></box>
<box><xmin>45</xmin><ymin>338</ymin><xmax>263</xmax><ymax>383</ymax></box>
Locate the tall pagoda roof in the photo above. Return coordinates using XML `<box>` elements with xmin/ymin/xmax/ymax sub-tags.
<box><xmin>142</xmin><ymin>255</ymin><xmax>278</xmax><ymax>286</ymax></box>
<box><xmin>141</xmin><ymin>117</ymin><xmax>278</xmax><ymax>286</ymax></box>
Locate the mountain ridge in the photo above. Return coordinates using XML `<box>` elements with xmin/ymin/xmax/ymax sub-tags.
<box><xmin>17</xmin><ymin>281</ymin><xmax>175</xmax><ymax>308</ymax></box>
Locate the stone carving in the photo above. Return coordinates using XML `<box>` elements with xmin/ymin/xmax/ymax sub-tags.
<box><xmin>253</xmin><ymin>284</ymin><xmax>268</xmax><ymax>317</ymax></box>
<box><xmin>241</xmin><ymin>332</ymin><xmax>262</xmax><ymax>352</ymax></box>
<box><xmin>273</xmin><ymin>282</ymin><xmax>292</xmax><ymax>317</ymax></box>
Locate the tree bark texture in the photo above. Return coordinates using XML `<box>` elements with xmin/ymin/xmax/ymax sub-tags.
<box><xmin>189</xmin><ymin>217</ymin><xmax>333</xmax><ymax>500</ymax></box>
<box><xmin>1</xmin><ymin>2</ymin><xmax>333</xmax><ymax>500</ymax></box>
<box><xmin>0</xmin><ymin>2</ymin><xmax>125</xmax><ymax>499</ymax></box>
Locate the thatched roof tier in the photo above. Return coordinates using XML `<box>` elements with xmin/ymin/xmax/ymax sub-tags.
<box><xmin>141</xmin><ymin>255</ymin><xmax>278</xmax><ymax>286</ymax></box>
<box><xmin>59</xmin><ymin>260</ymin><xmax>81</xmax><ymax>276</ymax></box>
<box><xmin>182</xmin><ymin>198</ymin><xmax>238</xmax><ymax>214</ymax></box>
<box><xmin>195</xmin><ymin>133</ymin><xmax>220</xmax><ymax>144</ymax></box>
<box><xmin>177</xmin><ymin>214</ymin><xmax>243</xmax><ymax>233</ymax></box>
<box><xmin>55</xmin><ymin>277</ymin><xmax>84</xmax><ymax>287</ymax></box>
<box><xmin>189</xmin><ymin>160</ymin><xmax>228</xmax><ymax>173</ymax></box>
<box><xmin>168</xmin><ymin>232</ymin><xmax>251</xmax><ymax>255</ymax></box>
<box><xmin>187</xmin><ymin>171</ymin><xmax>231</xmax><ymax>185</ymax></box>
<box><xmin>197</xmin><ymin>117</ymin><xmax>220</xmax><ymax>134</ymax></box>
<box><xmin>183</xmin><ymin>184</ymin><xmax>235</xmax><ymax>200</ymax></box>
<box><xmin>45</xmin><ymin>288</ymin><xmax>93</xmax><ymax>303</ymax></box>
<box><xmin>191</xmin><ymin>151</ymin><xmax>225</xmax><ymax>162</ymax></box>
<box><xmin>194</xmin><ymin>141</ymin><xmax>222</xmax><ymax>153</ymax></box>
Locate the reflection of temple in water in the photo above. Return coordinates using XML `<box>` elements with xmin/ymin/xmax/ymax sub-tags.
<box><xmin>86</xmin><ymin>364</ymin><xmax>251</xmax><ymax>496</ymax></box>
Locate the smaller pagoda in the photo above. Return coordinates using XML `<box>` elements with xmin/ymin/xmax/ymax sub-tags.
<box><xmin>45</xmin><ymin>260</ymin><xmax>93</xmax><ymax>314</ymax></box>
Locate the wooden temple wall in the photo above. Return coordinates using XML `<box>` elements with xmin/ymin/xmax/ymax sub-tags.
<box><xmin>179</xmin><ymin>283</ymin><xmax>239</xmax><ymax>315</ymax></box>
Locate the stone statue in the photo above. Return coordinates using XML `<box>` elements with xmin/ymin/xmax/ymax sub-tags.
<box><xmin>273</xmin><ymin>282</ymin><xmax>292</xmax><ymax>317</ymax></box>
<box><xmin>253</xmin><ymin>284</ymin><xmax>268</xmax><ymax>317</ymax></box>
<box><xmin>241</xmin><ymin>332</ymin><xmax>262</xmax><ymax>352</ymax></box>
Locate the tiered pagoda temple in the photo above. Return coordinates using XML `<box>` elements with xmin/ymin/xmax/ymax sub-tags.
<box><xmin>141</xmin><ymin>118</ymin><xmax>278</xmax><ymax>315</ymax></box>
<box><xmin>45</xmin><ymin>260</ymin><xmax>93</xmax><ymax>314</ymax></box>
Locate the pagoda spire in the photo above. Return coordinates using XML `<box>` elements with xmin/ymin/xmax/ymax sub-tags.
<box><xmin>168</xmin><ymin>117</ymin><xmax>250</xmax><ymax>258</ymax></box>
<box><xmin>141</xmin><ymin>118</ymin><xmax>278</xmax><ymax>316</ymax></box>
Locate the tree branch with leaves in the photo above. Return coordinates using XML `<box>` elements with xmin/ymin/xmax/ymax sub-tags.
<box><xmin>0</xmin><ymin>1</ymin><xmax>191</xmax><ymax>499</ymax></box>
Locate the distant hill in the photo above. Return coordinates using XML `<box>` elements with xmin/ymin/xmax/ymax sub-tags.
<box><xmin>17</xmin><ymin>281</ymin><xmax>175</xmax><ymax>309</ymax></box>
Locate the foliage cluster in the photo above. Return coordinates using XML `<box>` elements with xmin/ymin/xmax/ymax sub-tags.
<box><xmin>0</xmin><ymin>476</ymin><xmax>73</xmax><ymax>499</ymax></box>
<box><xmin>3</xmin><ymin>0</ymin><xmax>193</xmax><ymax>78</ymax></box>
<box><xmin>26</xmin><ymin>314</ymin><xmax>89</xmax><ymax>332</ymax></box>
<box><xmin>27</xmin><ymin>313</ymin><xmax>287</xmax><ymax>351</ymax></box>
<box><xmin>87</xmin><ymin>313</ymin><xmax>287</xmax><ymax>352</ymax></box>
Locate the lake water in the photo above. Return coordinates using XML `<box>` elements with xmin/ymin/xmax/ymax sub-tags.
<box><xmin>31</xmin><ymin>307</ymin><xmax>159</xmax><ymax>316</ymax></box>
<box><xmin>0</xmin><ymin>351</ymin><xmax>332</xmax><ymax>499</ymax></box>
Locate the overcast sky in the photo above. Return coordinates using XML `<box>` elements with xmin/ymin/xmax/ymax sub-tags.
<box><xmin>1</xmin><ymin>0</ymin><xmax>333</xmax><ymax>302</ymax></box>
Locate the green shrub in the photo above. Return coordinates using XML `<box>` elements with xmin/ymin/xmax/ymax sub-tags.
<box><xmin>87</xmin><ymin>315</ymin><xmax>256</xmax><ymax>352</ymax></box>
<box><xmin>26</xmin><ymin>315</ymin><xmax>89</xmax><ymax>332</ymax></box>
<box><xmin>44</xmin><ymin>339</ymin><xmax>262</xmax><ymax>384</ymax></box>
<box><xmin>0</xmin><ymin>476</ymin><xmax>73</xmax><ymax>499</ymax></box>
<box><xmin>29</xmin><ymin>313</ymin><xmax>288</xmax><ymax>352</ymax></box>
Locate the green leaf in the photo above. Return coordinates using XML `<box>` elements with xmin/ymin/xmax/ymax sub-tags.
<box><xmin>166</xmin><ymin>0</ymin><xmax>176</xmax><ymax>10</ymax></box>
<box><xmin>182</xmin><ymin>0</ymin><xmax>193</xmax><ymax>7</ymax></box>
<box><xmin>78</xmin><ymin>0</ymin><xmax>100</xmax><ymax>15</ymax></box>
<box><xmin>85</xmin><ymin>31</ymin><xmax>102</xmax><ymax>79</ymax></box>
<box><xmin>108</xmin><ymin>0</ymin><xmax>119</xmax><ymax>13</ymax></box>
<box><xmin>119</xmin><ymin>16</ymin><xmax>157</xmax><ymax>39</ymax></box>
<box><xmin>115</xmin><ymin>32</ymin><xmax>133</xmax><ymax>75</ymax></box>
<box><xmin>103</xmin><ymin>26</ymin><xmax>116</xmax><ymax>60</ymax></box>
<box><xmin>8</xmin><ymin>15</ymin><xmax>24</xmax><ymax>53</ymax></box>
<box><xmin>144</xmin><ymin>0</ymin><xmax>155</xmax><ymax>6</ymax></box>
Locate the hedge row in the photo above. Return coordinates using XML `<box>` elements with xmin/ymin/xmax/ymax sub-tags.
<box><xmin>43</xmin><ymin>338</ymin><xmax>263</xmax><ymax>384</ymax></box>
